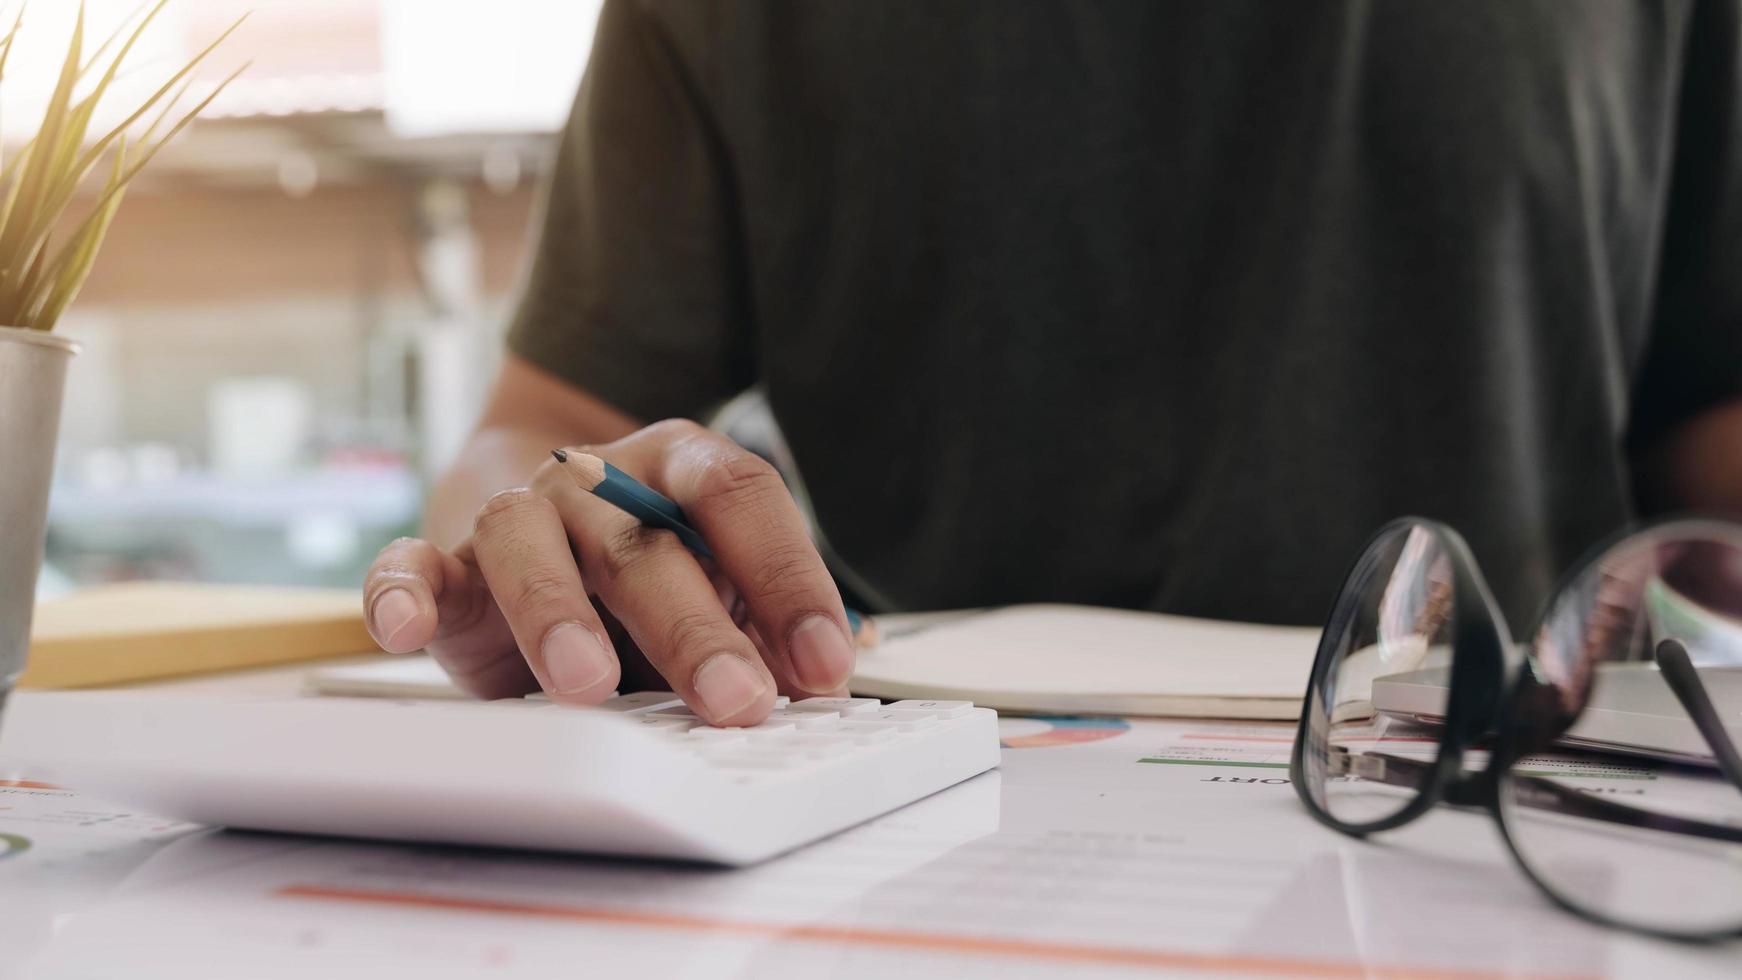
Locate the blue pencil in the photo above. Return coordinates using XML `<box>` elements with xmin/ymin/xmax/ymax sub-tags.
<box><xmin>552</xmin><ymin>449</ymin><xmax>871</xmax><ymax>640</ymax></box>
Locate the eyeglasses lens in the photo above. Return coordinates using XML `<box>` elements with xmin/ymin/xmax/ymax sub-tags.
<box><xmin>1498</xmin><ymin>523</ymin><xmax>1742</xmax><ymax>936</ymax></box>
<box><xmin>1303</xmin><ymin>524</ymin><xmax>1459</xmax><ymax>827</ymax></box>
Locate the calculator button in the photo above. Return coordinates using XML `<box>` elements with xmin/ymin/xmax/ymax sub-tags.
<box><xmin>599</xmin><ymin>692</ymin><xmax>686</xmax><ymax>714</ymax></box>
<box><xmin>499</xmin><ymin>696</ymin><xmax>554</xmax><ymax>708</ymax></box>
<box><xmin>631</xmin><ymin>716</ymin><xmax>696</xmax><ymax>732</ymax></box>
<box><xmin>861</xmin><ymin>711</ymin><xmax>937</xmax><ymax>732</ymax></box>
<box><xmin>773</xmin><ymin>696</ymin><xmax>791</xmax><ymax>709</ymax></box>
<box><xmin>733</xmin><ymin>720</ymin><xmax>797</xmax><ymax>738</ymax></box>
<box><xmin>885</xmin><ymin>700</ymin><xmax>975</xmax><ymax>719</ymax></box>
<box><xmin>686</xmin><ymin>728</ymin><xmax>748</xmax><ymax>746</ymax></box>
<box><xmin>766</xmin><ymin>709</ymin><xmax>839</xmax><ymax>730</ymax></box>
<box><xmin>831</xmin><ymin>723</ymin><xmax>899</xmax><ymax>743</ymax></box>
<box><xmin>691</xmin><ymin>720</ymin><xmax>796</xmax><ymax>741</ymax></box>
<box><xmin>790</xmin><ymin>697</ymin><xmax>881</xmax><ymax>717</ymax></box>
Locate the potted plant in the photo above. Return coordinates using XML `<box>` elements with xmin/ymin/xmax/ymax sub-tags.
<box><xmin>0</xmin><ymin>1</ymin><xmax>241</xmax><ymax>720</ymax></box>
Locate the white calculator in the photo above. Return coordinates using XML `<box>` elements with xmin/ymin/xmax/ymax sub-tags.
<box><xmin>0</xmin><ymin>690</ymin><xmax>1000</xmax><ymax>865</ymax></box>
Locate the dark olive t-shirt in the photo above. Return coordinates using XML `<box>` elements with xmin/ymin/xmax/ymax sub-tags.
<box><xmin>509</xmin><ymin>0</ymin><xmax>1742</xmax><ymax>627</ymax></box>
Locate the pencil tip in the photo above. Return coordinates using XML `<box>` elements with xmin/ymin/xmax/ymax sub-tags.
<box><xmin>551</xmin><ymin>449</ymin><xmax>568</xmax><ymax>463</ymax></box>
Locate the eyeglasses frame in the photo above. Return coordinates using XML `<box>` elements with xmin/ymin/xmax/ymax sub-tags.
<box><xmin>1288</xmin><ymin>515</ymin><xmax>1742</xmax><ymax>943</ymax></box>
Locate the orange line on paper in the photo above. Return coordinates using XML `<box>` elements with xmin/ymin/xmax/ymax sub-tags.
<box><xmin>0</xmin><ymin>779</ymin><xmax>62</xmax><ymax>790</ymax></box>
<box><xmin>276</xmin><ymin>884</ymin><xmax>1588</xmax><ymax>980</ymax></box>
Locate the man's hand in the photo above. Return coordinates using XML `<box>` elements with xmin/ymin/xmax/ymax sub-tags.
<box><xmin>361</xmin><ymin>419</ymin><xmax>857</xmax><ymax>727</ymax></box>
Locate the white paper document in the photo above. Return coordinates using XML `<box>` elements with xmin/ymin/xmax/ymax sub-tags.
<box><xmin>2</xmin><ymin>717</ymin><xmax>1734</xmax><ymax>979</ymax></box>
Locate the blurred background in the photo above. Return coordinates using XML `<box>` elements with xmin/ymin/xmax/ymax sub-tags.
<box><xmin>18</xmin><ymin>0</ymin><xmax>602</xmax><ymax>594</ymax></box>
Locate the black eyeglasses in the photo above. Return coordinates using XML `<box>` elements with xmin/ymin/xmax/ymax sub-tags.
<box><xmin>1289</xmin><ymin>517</ymin><xmax>1742</xmax><ymax>941</ymax></box>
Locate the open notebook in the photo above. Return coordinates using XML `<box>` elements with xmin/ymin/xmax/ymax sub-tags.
<box><xmin>850</xmin><ymin>605</ymin><xmax>1319</xmax><ymax>720</ymax></box>
<box><xmin>311</xmin><ymin>605</ymin><xmax>1323</xmax><ymax>721</ymax></box>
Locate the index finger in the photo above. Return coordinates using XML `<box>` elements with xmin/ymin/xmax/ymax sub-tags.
<box><xmin>607</xmin><ymin>421</ymin><xmax>856</xmax><ymax>695</ymax></box>
<box><xmin>363</xmin><ymin>537</ymin><xmax>529</xmax><ymax>698</ymax></box>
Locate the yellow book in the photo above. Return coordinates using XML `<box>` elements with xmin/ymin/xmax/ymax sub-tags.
<box><xmin>20</xmin><ymin>582</ymin><xmax>380</xmax><ymax>689</ymax></box>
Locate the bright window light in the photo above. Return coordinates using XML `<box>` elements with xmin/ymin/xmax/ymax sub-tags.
<box><xmin>381</xmin><ymin>0</ymin><xmax>602</xmax><ymax>138</ymax></box>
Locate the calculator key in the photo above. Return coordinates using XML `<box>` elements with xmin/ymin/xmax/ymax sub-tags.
<box><xmin>767</xmin><ymin>709</ymin><xmax>840</xmax><ymax>730</ymax></box>
<box><xmin>831</xmin><ymin>723</ymin><xmax>898</xmax><ymax>743</ymax></box>
<box><xmin>732</xmin><ymin>720</ymin><xmax>797</xmax><ymax>738</ymax></box>
<box><xmin>499</xmin><ymin>696</ymin><xmax>554</xmax><ymax>708</ymax></box>
<box><xmin>647</xmin><ymin>707</ymin><xmax>701</xmax><ymax>720</ymax></box>
<box><xmin>773</xmin><ymin>696</ymin><xmax>791</xmax><ymax>709</ymax></box>
<box><xmin>524</xmin><ymin>691</ymin><xmax>636</xmax><ymax>704</ymax></box>
<box><xmin>861</xmin><ymin>711</ymin><xmax>937</xmax><ymax>732</ymax></box>
<box><xmin>686</xmin><ymin>728</ymin><xmax>749</xmax><ymax>746</ymax></box>
<box><xmin>790</xmin><ymin>697</ymin><xmax>881</xmax><ymax>717</ymax></box>
<box><xmin>599</xmin><ymin>692</ymin><xmax>686</xmax><ymax>714</ymax></box>
<box><xmin>886</xmin><ymin>700</ymin><xmax>975</xmax><ymax>719</ymax></box>
<box><xmin>631</xmin><ymin>716</ymin><xmax>696</xmax><ymax>732</ymax></box>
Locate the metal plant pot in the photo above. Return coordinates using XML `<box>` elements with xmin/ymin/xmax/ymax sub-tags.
<box><xmin>0</xmin><ymin>326</ymin><xmax>76</xmax><ymax>727</ymax></box>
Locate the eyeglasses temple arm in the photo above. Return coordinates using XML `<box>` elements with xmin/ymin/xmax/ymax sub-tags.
<box><xmin>1506</xmin><ymin>770</ymin><xmax>1742</xmax><ymax>844</ymax></box>
<box><xmin>1654</xmin><ymin>638</ymin><xmax>1742</xmax><ymax>797</ymax></box>
<box><xmin>1332</xmin><ymin>748</ymin><xmax>1491</xmax><ymax>806</ymax></box>
<box><xmin>1325</xmin><ymin>745</ymin><xmax>1432</xmax><ymax>792</ymax></box>
<box><xmin>1348</xmin><ymin>748</ymin><xmax>1742</xmax><ymax>844</ymax></box>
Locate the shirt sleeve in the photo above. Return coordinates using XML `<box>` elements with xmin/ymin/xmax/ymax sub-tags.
<box><xmin>506</xmin><ymin>0</ymin><xmax>754</xmax><ymax>422</ymax></box>
<box><xmin>1629</xmin><ymin>0</ymin><xmax>1742</xmax><ymax>452</ymax></box>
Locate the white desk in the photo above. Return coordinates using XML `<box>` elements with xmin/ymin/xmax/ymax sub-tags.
<box><xmin>2</xmin><ymin>662</ymin><xmax>1737</xmax><ymax>979</ymax></box>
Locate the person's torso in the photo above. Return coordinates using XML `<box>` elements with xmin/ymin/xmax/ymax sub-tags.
<box><xmin>653</xmin><ymin>0</ymin><xmax>1691</xmax><ymax>625</ymax></box>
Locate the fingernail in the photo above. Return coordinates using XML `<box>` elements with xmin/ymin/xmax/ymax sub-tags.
<box><xmin>543</xmin><ymin>624</ymin><xmax>615</xmax><ymax>694</ymax></box>
<box><xmin>371</xmin><ymin>588</ymin><xmax>419</xmax><ymax>648</ymax></box>
<box><xmin>788</xmin><ymin>615</ymin><xmax>855</xmax><ymax>691</ymax></box>
<box><xmin>693</xmin><ymin>654</ymin><xmax>767</xmax><ymax>721</ymax></box>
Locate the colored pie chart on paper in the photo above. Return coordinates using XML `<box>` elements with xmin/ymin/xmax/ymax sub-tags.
<box><xmin>0</xmin><ymin>833</ymin><xmax>28</xmax><ymax>860</ymax></box>
<box><xmin>1000</xmin><ymin>716</ymin><xmax>1130</xmax><ymax>749</ymax></box>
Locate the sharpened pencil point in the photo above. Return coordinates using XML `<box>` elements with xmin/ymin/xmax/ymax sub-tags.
<box><xmin>551</xmin><ymin>448</ymin><xmax>569</xmax><ymax>463</ymax></box>
<box><xmin>561</xmin><ymin>451</ymin><xmax>608</xmax><ymax>490</ymax></box>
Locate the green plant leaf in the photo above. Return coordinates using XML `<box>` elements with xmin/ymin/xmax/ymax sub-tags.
<box><xmin>0</xmin><ymin>1</ymin><xmax>84</xmax><ymax>294</ymax></box>
<box><xmin>0</xmin><ymin>2</ymin><xmax>244</xmax><ymax>331</ymax></box>
<box><xmin>7</xmin><ymin>0</ymin><xmax>185</xmax><ymax>289</ymax></box>
<box><xmin>0</xmin><ymin>223</ymin><xmax>48</xmax><ymax>324</ymax></box>
<box><xmin>70</xmin><ymin>9</ymin><xmax>245</xmax><ymax>180</ymax></box>
<box><xmin>30</xmin><ymin>140</ymin><xmax>128</xmax><ymax>328</ymax></box>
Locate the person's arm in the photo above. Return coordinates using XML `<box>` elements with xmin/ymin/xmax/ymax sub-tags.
<box><xmin>359</xmin><ymin>0</ymin><xmax>858</xmax><ymax>727</ymax></box>
<box><xmin>421</xmin><ymin>354</ymin><xmax>640</xmax><ymax>549</ymax></box>
<box><xmin>1629</xmin><ymin>1</ymin><xmax>1742</xmax><ymax>517</ymax></box>
<box><xmin>1634</xmin><ymin>397</ymin><xmax>1742</xmax><ymax>518</ymax></box>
